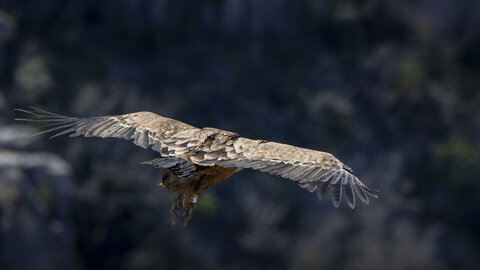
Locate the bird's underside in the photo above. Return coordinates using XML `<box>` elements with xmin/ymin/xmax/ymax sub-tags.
<box><xmin>15</xmin><ymin>107</ymin><xmax>377</xmax><ymax>227</ymax></box>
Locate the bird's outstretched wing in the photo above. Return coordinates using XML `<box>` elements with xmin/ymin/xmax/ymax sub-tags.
<box><xmin>189</xmin><ymin>137</ymin><xmax>377</xmax><ymax>208</ymax></box>
<box><xmin>14</xmin><ymin>107</ymin><xmax>199</xmax><ymax>154</ymax></box>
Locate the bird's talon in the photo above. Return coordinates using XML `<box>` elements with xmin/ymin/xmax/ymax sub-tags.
<box><xmin>190</xmin><ymin>195</ymin><xmax>198</xmax><ymax>203</ymax></box>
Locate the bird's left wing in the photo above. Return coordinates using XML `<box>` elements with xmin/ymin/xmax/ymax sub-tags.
<box><xmin>189</xmin><ymin>136</ymin><xmax>377</xmax><ymax>208</ymax></box>
<box><xmin>15</xmin><ymin>107</ymin><xmax>199</xmax><ymax>154</ymax></box>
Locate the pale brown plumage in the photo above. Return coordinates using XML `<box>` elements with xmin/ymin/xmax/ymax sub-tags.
<box><xmin>15</xmin><ymin>107</ymin><xmax>377</xmax><ymax>226</ymax></box>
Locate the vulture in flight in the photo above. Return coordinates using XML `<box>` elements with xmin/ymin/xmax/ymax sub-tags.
<box><xmin>16</xmin><ymin>107</ymin><xmax>377</xmax><ymax>226</ymax></box>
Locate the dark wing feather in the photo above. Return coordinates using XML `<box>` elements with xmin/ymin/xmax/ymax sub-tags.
<box><xmin>142</xmin><ymin>157</ymin><xmax>197</xmax><ymax>178</ymax></box>
<box><xmin>190</xmin><ymin>136</ymin><xmax>377</xmax><ymax>208</ymax></box>
<box><xmin>15</xmin><ymin>107</ymin><xmax>199</xmax><ymax>155</ymax></box>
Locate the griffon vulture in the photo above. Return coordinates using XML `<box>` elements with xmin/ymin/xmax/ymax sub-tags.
<box><xmin>16</xmin><ymin>107</ymin><xmax>377</xmax><ymax>226</ymax></box>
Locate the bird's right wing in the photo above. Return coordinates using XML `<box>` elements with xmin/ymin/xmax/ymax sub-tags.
<box><xmin>15</xmin><ymin>107</ymin><xmax>199</xmax><ymax>154</ymax></box>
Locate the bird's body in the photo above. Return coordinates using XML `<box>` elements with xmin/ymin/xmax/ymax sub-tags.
<box><xmin>16</xmin><ymin>107</ymin><xmax>377</xmax><ymax>226</ymax></box>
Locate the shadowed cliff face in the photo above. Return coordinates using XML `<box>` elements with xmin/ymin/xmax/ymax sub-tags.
<box><xmin>0</xmin><ymin>120</ymin><xmax>73</xmax><ymax>270</ymax></box>
<box><xmin>1</xmin><ymin>1</ymin><xmax>480</xmax><ymax>269</ymax></box>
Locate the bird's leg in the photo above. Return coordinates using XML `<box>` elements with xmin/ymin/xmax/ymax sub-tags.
<box><xmin>170</xmin><ymin>193</ymin><xmax>200</xmax><ymax>227</ymax></box>
<box><xmin>182</xmin><ymin>194</ymin><xmax>199</xmax><ymax>228</ymax></box>
<box><xmin>170</xmin><ymin>195</ymin><xmax>183</xmax><ymax>226</ymax></box>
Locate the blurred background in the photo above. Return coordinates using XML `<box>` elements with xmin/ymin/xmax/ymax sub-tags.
<box><xmin>1</xmin><ymin>0</ymin><xmax>480</xmax><ymax>269</ymax></box>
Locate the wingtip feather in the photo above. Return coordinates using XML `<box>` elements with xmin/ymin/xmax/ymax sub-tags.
<box><xmin>316</xmin><ymin>182</ymin><xmax>331</xmax><ymax>201</ymax></box>
<box><xmin>345</xmin><ymin>182</ymin><xmax>356</xmax><ymax>209</ymax></box>
<box><xmin>330</xmin><ymin>180</ymin><xmax>342</xmax><ymax>208</ymax></box>
<box><xmin>14</xmin><ymin>108</ymin><xmax>33</xmax><ymax>114</ymax></box>
<box><xmin>307</xmin><ymin>167</ymin><xmax>377</xmax><ymax>208</ymax></box>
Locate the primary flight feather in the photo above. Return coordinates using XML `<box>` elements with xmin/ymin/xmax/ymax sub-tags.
<box><xmin>15</xmin><ymin>107</ymin><xmax>377</xmax><ymax>226</ymax></box>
